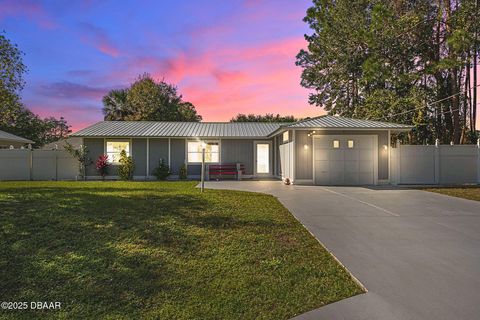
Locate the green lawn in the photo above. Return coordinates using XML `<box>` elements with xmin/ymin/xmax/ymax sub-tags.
<box><xmin>421</xmin><ymin>186</ymin><xmax>480</xmax><ymax>202</ymax></box>
<box><xmin>0</xmin><ymin>181</ymin><xmax>362</xmax><ymax>319</ymax></box>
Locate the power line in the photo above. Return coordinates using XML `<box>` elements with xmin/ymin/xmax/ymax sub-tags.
<box><xmin>371</xmin><ymin>83</ymin><xmax>480</xmax><ymax>121</ymax></box>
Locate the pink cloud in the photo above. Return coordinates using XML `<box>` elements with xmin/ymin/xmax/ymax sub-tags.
<box><xmin>79</xmin><ymin>23</ymin><xmax>120</xmax><ymax>57</ymax></box>
<box><xmin>0</xmin><ymin>0</ymin><xmax>57</xmax><ymax>29</ymax></box>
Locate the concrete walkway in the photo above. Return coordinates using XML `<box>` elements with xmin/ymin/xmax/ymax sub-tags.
<box><xmin>204</xmin><ymin>181</ymin><xmax>480</xmax><ymax>320</ymax></box>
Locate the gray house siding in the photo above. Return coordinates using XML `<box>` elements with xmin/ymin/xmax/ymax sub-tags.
<box><xmin>171</xmin><ymin>139</ymin><xmax>185</xmax><ymax>175</ymax></box>
<box><xmin>293</xmin><ymin>130</ymin><xmax>390</xmax><ymax>181</ymax></box>
<box><xmin>221</xmin><ymin>139</ymin><xmax>254</xmax><ymax>175</ymax></box>
<box><xmin>84</xmin><ymin>138</ymin><xmax>105</xmax><ymax>176</ymax></box>
<box><xmin>132</xmin><ymin>138</ymin><xmax>147</xmax><ymax>176</ymax></box>
<box><xmin>294</xmin><ymin>131</ymin><xmax>313</xmax><ymax>180</ymax></box>
<box><xmin>148</xmin><ymin>139</ymin><xmax>169</xmax><ymax>175</ymax></box>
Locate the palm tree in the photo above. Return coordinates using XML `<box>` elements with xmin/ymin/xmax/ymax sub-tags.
<box><xmin>102</xmin><ymin>89</ymin><xmax>130</xmax><ymax>121</ymax></box>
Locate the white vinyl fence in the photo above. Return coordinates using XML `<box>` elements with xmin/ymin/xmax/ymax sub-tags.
<box><xmin>0</xmin><ymin>149</ymin><xmax>79</xmax><ymax>181</ymax></box>
<box><xmin>279</xmin><ymin>142</ymin><xmax>294</xmax><ymax>181</ymax></box>
<box><xmin>391</xmin><ymin>141</ymin><xmax>480</xmax><ymax>185</ymax></box>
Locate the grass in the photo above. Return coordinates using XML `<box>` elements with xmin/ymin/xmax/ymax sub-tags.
<box><xmin>0</xmin><ymin>181</ymin><xmax>363</xmax><ymax>319</ymax></box>
<box><xmin>421</xmin><ymin>186</ymin><xmax>480</xmax><ymax>202</ymax></box>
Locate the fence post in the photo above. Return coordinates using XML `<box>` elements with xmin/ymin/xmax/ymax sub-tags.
<box><xmin>434</xmin><ymin>139</ymin><xmax>440</xmax><ymax>185</ymax></box>
<box><xmin>28</xmin><ymin>145</ymin><xmax>33</xmax><ymax>181</ymax></box>
<box><xmin>55</xmin><ymin>149</ymin><xmax>58</xmax><ymax>181</ymax></box>
<box><xmin>477</xmin><ymin>139</ymin><xmax>480</xmax><ymax>185</ymax></box>
<box><xmin>395</xmin><ymin>139</ymin><xmax>401</xmax><ymax>185</ymax></box>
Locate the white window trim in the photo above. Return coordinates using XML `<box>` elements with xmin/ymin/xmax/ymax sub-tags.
<box><xmin>104</xmin><ymin>139</ymin><xmax>132</xmax><ymax>164</ymax></box>
<box><xmin>187</xmin><ymin>140</ymin><xmax>220</xmax><ymax>164</ymax></box>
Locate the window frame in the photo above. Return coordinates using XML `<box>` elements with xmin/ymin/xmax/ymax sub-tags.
<box><xmin>282</xmin><ymin>131</ymin><xmax>289</xmax><ymax>143</ymax></box>
<box><xmin>187</xmin><ymin>140</ymin><xmax>220</xmax><ymax>164</ymax></box>
<box><xmin>105</xmin><ymin>139</ymin><xmax>131</xmax><ymax>164</ymax></box>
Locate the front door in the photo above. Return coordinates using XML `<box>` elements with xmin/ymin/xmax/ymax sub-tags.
<box><xmin>254</xmin><ymin>141</ymin><xmax>272</xmax><ymax>176</ymax></box>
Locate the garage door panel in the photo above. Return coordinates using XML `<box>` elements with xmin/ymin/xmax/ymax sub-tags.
<box><xmin>356</xmin><ymin>137</ymin><xmax>373</xmax><ymax>148</ymax></box>
<box><xmin>330</xmin><ymin>150</ymin><xmax>344</xmax><ymax>161</ymax></box>
<box><xmin>330</xmin><ymin>171</ymin><xmax>344</xmax><ymax>184</ymax></box>
<box><xmin>345</xmin><ymin>150</ymin><xmax>359</xmax><ymax>161</ymax></box>
<box><xmin>345</xmin><ymin>161</ymin><xmax>359</xmax><ymax>173</ymax></box>
<box><xmin>314</xmin><ymin>149</ymin><xmax>329</xmax><ymax>161</ymax></box>
<box><xmin>330</xmin><ymin>161</ymin><xmax>344</xmax><ymax>172</ymax></box>
<box><xmin>359</xmin><ymin>172</ymin><xmax>374</xmax><ymax>184</ymax></box>
<box><xmin>359</xmin><ymin>149</ymin><xmax>373</xmax><ymax>160</ymax></box>
<box><xmin>359</xmin><ymin>160</ymin><xmax>373</xmax><ymax>172</ymax></box>
<box><xmin>345</xmin><ymin>173</ymin><xmax>359</xmax><ymax>185</ymax></box>
<box><xmin>314</xmin><ymin>135</ymin><xmax>376</xmax><ymax>186</ymax></box>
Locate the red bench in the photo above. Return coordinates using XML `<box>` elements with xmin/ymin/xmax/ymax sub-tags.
<box><xmin>207</xmin><ymin>163</ymin><xmax>245</xmax><ymax>180</ymax></box>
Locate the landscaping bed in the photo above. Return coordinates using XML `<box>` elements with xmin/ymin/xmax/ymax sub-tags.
<box><xmin>0</xmin><ymin>181</ymin><xmax>363</xmax><ymax>319</ymax></box>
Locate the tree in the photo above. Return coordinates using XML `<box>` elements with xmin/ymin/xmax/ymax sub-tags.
<box><xmin>0</xmin><ymin>32</ymin><xmax>71</xmax><ymax>146</ymax></box>
<box><xmin>230</xmin><ymin>113</ymin><xmax>298</xmax><ymax>122</ymax></box>
<box><xmin>102</xmin><ymin>73</ymin><xmax>202</xmax><ymax>122</ymax></box>
<box><xmin>297</xmin><ymin>0</ymin><xmax>480</xmax><ymax>144</ymax></box>
<box><xmin>64</xmin><ymin>142</ymin><xmax>92</xmax><ymax>180</ymax></box>
<box><xmin>102</xmin><ymin>89</ymin><xmax>130</xmax><ymax>120</ymax></box>
<box><xmin>0</xmin><ymin>31</ymin><xmax>26</xmax><ymax>112</ymax></box>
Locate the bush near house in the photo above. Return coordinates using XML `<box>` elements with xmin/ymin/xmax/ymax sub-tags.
<box><xmin>152</xmin><ymin>159</ymin><xmax>170</xmax><ymax>180</ymax></box>
<box><xmin>95</xmin><ymin>154</ymin><xmax>109</xmax><ymax>179</ymax></box>
<box><xmin>118</xmin><ymin>150</ymin><xmax>135</xmax><ymax>180</ymax></box>
<box><xmin>179</xmin><ymin>163</ymin><xmax>187</xmax><ymax>180</ymax></box>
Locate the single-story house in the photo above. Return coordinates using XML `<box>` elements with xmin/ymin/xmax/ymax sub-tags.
<box><xmin>0</xmin><ymin>129</ymin><xmax>34</xmax><ymax>149</ymax></box>
<box><xmin>71</xmin><ymin>115</ymin><xmax>412</xmax><ymax>185</ymax></box>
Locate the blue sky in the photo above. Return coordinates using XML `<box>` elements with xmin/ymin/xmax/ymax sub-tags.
<box><xmin>1</xmin><ymin>0</ymin><xmax>320</xmax><ymax>130</ymax></box>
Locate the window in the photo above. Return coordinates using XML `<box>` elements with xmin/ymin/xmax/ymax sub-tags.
<box><xmin>348</xmin><ymin>140</ymin><xmax>354</xmax><ymax>148</ymax></box>
<box><xmin>256</xmin><ymin>143</ymin><xmax>270</xmax><ymax>174</ymax></box>
<box><xmin>333</xmin><ymin>140</ymin><xmax>340</xmax><ymax>148</ymax></box>
<box><xmin>282</xmin><ymin>131</ymin><xmax>289</xmax><ymax>143</ymax></box>
<box><xmin>187</xmin><ymin>141</ymin><xmax>219</xmax><ymax>163</ymax></box>
<box><xmin>106</xmin><ymin>140</ymin><xmax>130</xmax><ymax>163</ymax></box>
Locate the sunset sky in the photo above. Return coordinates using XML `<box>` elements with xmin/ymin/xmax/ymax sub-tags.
<box><xmin>0</xmin><ymin>0</ymin><xmax>324</xmax><ymax>131</ymax></box>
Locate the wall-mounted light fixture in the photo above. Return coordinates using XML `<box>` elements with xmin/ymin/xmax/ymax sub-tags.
<box><xmin>383</xmin><ymin>145</ymin><xmax>388</xmax><ymax>150</ymax></box>
<box><xmin>304</xmin><ymin>144</ymin><xmax>309</xmax><ymax>149</ymax></box>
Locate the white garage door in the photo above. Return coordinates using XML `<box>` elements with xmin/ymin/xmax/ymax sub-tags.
<box><xmin>314</xmin><ymin>135</ymin><xmax>377</xmax><ymax>185</ymax></box>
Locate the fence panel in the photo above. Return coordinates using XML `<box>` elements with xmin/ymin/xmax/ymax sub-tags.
<box><xmin>399</xmin><ymin>146</ymin><xmax>436</xmax><ymax>184</ymax></box>
<box><xmin>439</xmin><ymin>146</ymin><xmax>478</xmax><ymax>184</ymax></box>
<box><xmin>0</xmin><ymin>150</ymin><xmax>78</xmax><ymax>181</ymax></box>
<box><xmin>0</xmin><ymin>149</ymin><xmax>31</xmax><ymax>180</ymax></box>
<box><xmin>392</xmin><ymin>144</ymin><xmax>479</xmax><ymax>185</ymax></box>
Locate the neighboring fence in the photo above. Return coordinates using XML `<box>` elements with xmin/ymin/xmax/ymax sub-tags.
<box><xmin>391</xmin><ymin>141</ymin><xmax>480</xmax><ymax>185</ymax></box>
<box><xmin>0</xmin><ymin>149</ymin><xmax>79</xmax><ymax>181</ymax></box>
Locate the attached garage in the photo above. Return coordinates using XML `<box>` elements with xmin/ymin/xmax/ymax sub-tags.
<box><xmin>272</xmin><ymin>116</ymin><xmax>412</xmax><ymax>186</ymax></box>
<box><xmin>313</xmin><ymin>135</ymin><xmax>377</xmax><ymax>185</ymax></box>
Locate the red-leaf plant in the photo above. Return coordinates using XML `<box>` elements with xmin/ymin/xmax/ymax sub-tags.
<box><xmin>96</xmin><ymin>154</ymin><xmax>109</xmax><ymax>179</ymax></box>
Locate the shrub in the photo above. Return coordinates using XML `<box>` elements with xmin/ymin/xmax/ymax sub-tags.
<box><xmin>179</xmin><ymin>163</ymin><xmax>187</xmax><ymax>180</ymax></box>
<box><xmin>118</xmin><ymin>150</ymin><xmax>135</xmax><ymax>180</ymax></box>
<box><xmin>65</xmin><ymin>142</ymin><xmax>92</xmax><ymax>180</ymax></box>
<box><xmin>95</xmin><ymin>154</ymin><xmax>109</xmax><ymax>179</ymax></box>
<box><xmin>152</xmin><ymin>159</ymin><xmax>170</xmax><ymax>180</ymax></box>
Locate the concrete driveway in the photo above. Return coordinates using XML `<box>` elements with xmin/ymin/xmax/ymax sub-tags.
<box><xmin>204</xmin><ymin>181</ymin><xmax>480</xmax><ymax>320</ymax></box>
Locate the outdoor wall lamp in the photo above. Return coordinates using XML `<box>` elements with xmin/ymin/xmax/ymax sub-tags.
<box><xmin>304</xmin><ymin>144</ymin><xmax>309</xmax><ymax>149</ymax></box>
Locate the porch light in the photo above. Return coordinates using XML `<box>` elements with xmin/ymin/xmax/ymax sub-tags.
<box><xmin>383</xmin><ymin>145</ymin><xmax>388</xmax><ymax>150</ymax></box>
<box><xmin>304</xmin><ymin>144</ymin><xmax>309</xmax><ymax>149</ymax></box>
<box><xmin>201</xmin><ymin>141</ymin><xmax>207</xmax><ymax>149</ymax></box>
